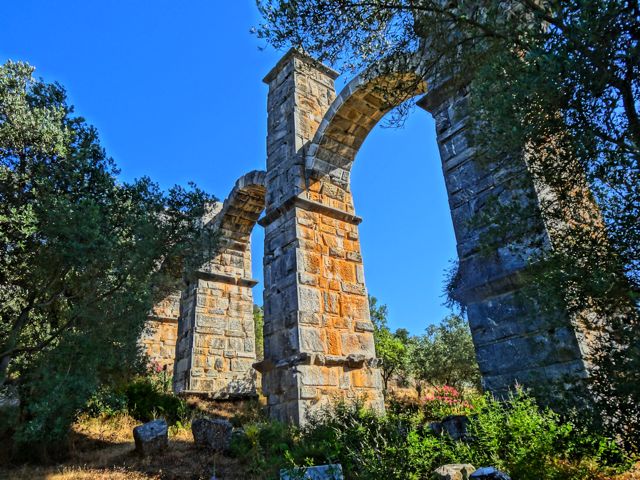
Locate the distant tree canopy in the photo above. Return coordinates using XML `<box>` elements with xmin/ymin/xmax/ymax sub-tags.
<box><xmin>369</xmin><ymin>296</ymin><xmax>408</xmax><ymax>394</ymax></box>
<box><xmin>410</xmin><ymin>315</ymin><xmax>481</xmax><ymax>393</ymax></box>
<box><xmin>0</xmin><ymin>61</ymin><xmax>214</xmax><ymax>447</ymax></box>
<box><xmin>253</xmin><ymin>304</ymin><xmax>264</xmax><ymax>360</ymax></box>
<box><xmin>369</xmin><ymin>296</ymin><xmax>480</xmax><ymax>396</ymax></box>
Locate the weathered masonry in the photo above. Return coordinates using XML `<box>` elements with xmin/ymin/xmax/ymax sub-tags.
<box><xmin>145</xmin><ymin>48</ymin><xmax>594</xmax><ymax>423</ymax></box>
<box><xmin>141</xmin><ymin>291</ymin><xmax>180</xmax><ymax>372</ymax></box>
<box><xmin>172</xmin><ymin>171</ymin><xmax>266</xmax><ymax>398</ymax></box>
<box><xmin>255</xmin><ymin>49</ymin><xmax>592</xmax><ymax>422</ymax></box>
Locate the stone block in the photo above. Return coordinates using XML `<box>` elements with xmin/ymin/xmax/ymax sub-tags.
<box><xmin>228</xmin><ymin>337</ymin><xmax>244</xmax><ymax>351</ymax></box>
<box><xmin>192</xmin><ymin>418</ymin><xmax>233</xmax><ymax>452</ymax></box>
<box><xmin>300</xmin><ymin>327</ymin><xmax>324</xmax><ymax>352</ymax></box>
<box><xmin>354</xmin><ymin>321</ymin><xmax>374</xmax><ymax>332</ymax></box>
<box><xmin>280</xmin><ymin>464</ymin><xmax>344</xmax><ymax>480</ymax></box>
<box><xmin>231</xmin><ymin>358</ymin><xmax>252</xmax><ymax>372</ymax></box>
<box><xmin>300</xmin><ymin>386</ymin><xmax>317</xmax><ymax>399</ymax></box>
<box><xmin>469</xmin><ymin>467</ymin><xmax>511</xmax><ymax>480</ymax></box>
<box><xmin>432</xmin><ymin>464</ymin><xmax>476</xmax><ymax>480</ymax></box>
<box><xmin>299</xmin><ymin>286</ymin><xmax>322</xmax><ymax>312</ymax></box>
<box><xmin>133</xmin><ymin>419</ymin><xmax>168</xmax><ymax>456</ymax></box>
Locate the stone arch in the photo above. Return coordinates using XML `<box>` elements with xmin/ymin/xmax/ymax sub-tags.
<box><xmin>203</xmin><ymin>170</ymin><xmax>267</xmax><ymax>279</ymax></box>
<box><xmin>173</xmin><ymin>170</ymin><xmax>266</xmax><ymax>397</ymax></box>
<box><xmin>306</xmin><ymin>65</ymin><xmax>426</xmax><ymax>189</ymax></box>
<box><xmin>260</xmin><ymin>49</ymin><xmax>592</xmax><ymax>423</ymax></box>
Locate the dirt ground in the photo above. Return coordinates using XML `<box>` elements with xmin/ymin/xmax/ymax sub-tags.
<box><xmin>0</xmin><ymin>400</ymin><xmax>257</xmax><ymax>480</ymax></box>
<box><xmin>0</xmin><ymin>415</ymin><xmax>252</xmax><ymax>480</ymax></box>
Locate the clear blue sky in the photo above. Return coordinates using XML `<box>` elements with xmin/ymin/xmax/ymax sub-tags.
<box><xmin>0</xmin><ymin>1</ymin><xmax>457</xmax><ymax>335</ymax></box>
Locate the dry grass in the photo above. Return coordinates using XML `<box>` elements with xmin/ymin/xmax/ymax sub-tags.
<box><xmin>0</xmin><ymin>413</ymin><xmax>251</xmax><ymax>480</ymax></box>
<box><xmin>614</xmin><ymin>463</ymin><xmax>640</xmax><ymax>480</ymax></box>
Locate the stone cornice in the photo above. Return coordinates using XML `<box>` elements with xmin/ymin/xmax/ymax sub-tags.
<box><xmin>259</xmin><ymin>195</ymin><xmax>362</xmax><ymax>227</ymax></box>
<box><xmin>194</xmin><ymin>270</ymin><xmax>259</xmax><ymax>288</ymax></box>
<box><xmin>147</xmin><ymin>315</ymin><xmax>179</xmax><ymax>324</ymax></box>
<box><xmin>253</xmin><ymin>353</ymin><xmax>380</xmax><ymax>373</ymax></box>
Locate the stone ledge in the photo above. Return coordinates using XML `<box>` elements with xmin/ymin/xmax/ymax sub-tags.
<box><xmin>259</xmin><ymin>195</ymin><xmax>362</xmax><ymax>227</ymax></box>
<box><xmin>253</xmin><ymin>353</ymin><xmax>380</xmax><ymax>373</ymax></box>
<box><xmin>147</xmin><ymin>315</ymin><xmax>179</xmax><ymax>324</ymax></box>
<box><xmin>195</xmin><ymin>270</ymin><xmax>259</xmax><ymax>288</ymax></box>
<box><xmin>177</xmin><ymin>390</ymin><xmax>259</xmax><ymax>400</ymax></box>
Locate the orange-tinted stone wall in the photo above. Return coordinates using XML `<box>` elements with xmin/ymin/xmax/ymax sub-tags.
<box><xmin>259</xmin><ymin>50</ymin><xmax>384</xmax><ymax>423</ymax></box>
<box><xmin>142</xmin><ymin>291</ymin><xmax>180</xmax><ymax>372</ymax></box>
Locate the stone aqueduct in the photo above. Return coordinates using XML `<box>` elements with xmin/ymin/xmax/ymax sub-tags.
<box><xmin>142</xmin><ymin>49</ymin><xmax>591</xmax><ymax>423</ymax></box>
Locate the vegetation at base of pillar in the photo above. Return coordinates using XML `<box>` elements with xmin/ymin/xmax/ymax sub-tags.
<box><xmin>0</xmin><ymin>61</ymin><xmax>215</xmax><ymax>451</ymax></box>
<box><xmin>256</xmin><ymin>0</ymin><xmax>640</xmax><ymax>445</ymax></box>
<box><xmin>227</xmin><ymin>392</ymin><xmax>632</xmax><ymax>480</ymax></box>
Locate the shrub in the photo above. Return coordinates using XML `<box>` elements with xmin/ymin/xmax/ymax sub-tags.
<box><xmin>85</xmin><ymin>387</ymin><xmax>128</xmax><ymax>418</ymax></box>
<box><xmin>228</xmin><ymin>420</ymin><xmax>294</xmax><ymax>476</ymax></box>
<box><xmin>229</xmin><ymin>392</ymin><xmax>633</xmax><ymax>480</ymax></box>
<box><xmin>420</xmin><ymin>386</ymin><xmax>478</xmax><ymax>420</ymax></box>
<box><xmin>124</xmin><ymin>377</ymin><xmax>189</xmax><ymax>424</ymax></box>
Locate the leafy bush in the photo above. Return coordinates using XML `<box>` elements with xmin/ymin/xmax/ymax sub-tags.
<box><xmin>229</xmin><ymin>392</ymin><xmax>633</xmax><ymax>480</ymax></box>
<box><xmin>123</xmin><ymin>377</ymin><xmax>188</xmax><ymax>424</ymax></box>
<box><xmin>457</xmin><ymin>391</ymin><xmax>632</xmax><ymax>480</ymax></box>
<box><xmin>419</xmin><ymin>386</ymin><xmax>478</xmax><ymax>420</ymax></box>
<box><xmin>228</xmin><ymin>420</ymin><xmax>294</xmax><ymax>475</ymax></box>
<box><xmin>85</xmin><ymin>387</ymin><xmax>128</xmax><ymax>418</ymax></box>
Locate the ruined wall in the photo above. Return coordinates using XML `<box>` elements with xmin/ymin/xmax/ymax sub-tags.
<box><xmin>417</xmin><ymin>87</ymin><xmax>589</xmax><ymax>394</ymax></box>
<box><xmin>142</xmin><ymin>291</ymin><xmax>180</xmax><ymax>372</ymax></box>
<box><xmin>144</xmin><ymin>48</ymin><xmax>594</xmax><ymax>416</ymax></box>
<box><xmin>260</xmin><ymin>49</ymin><xmax>593</xmax><ymax>422</ymax></box>
<box><xmin>173</xmin><ymin>172</ymin><xmax>265</xmax><ymax>398</ymax></box>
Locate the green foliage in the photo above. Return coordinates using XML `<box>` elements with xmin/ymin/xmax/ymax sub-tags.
<box><xmin>369</xmin><ymin>296</ymin><xmax>409</xmax><ymax>393</ymax></box>
<box><xmin>454</xmin><ymin>391</ymin><xmax>632</xmax><ymax>480</ymax></box>
<box><xmin>85</xmin><ymin>386</ymin><xmax>128</xmax><ymax>418</ymax></box>
<box><xmin>368</xmin><ymin>296</ymin><xmax>480</xmax><ymax>396</ymax></box>
<box><xmin>410</xmin><ymin>315</ymin><xmax>481</xmax><ymax>392</ymax></box>
<box><xmin>230</xmin><ymin>393</ymin><xmax>632</xmax><ymax>480</ymax></box>
<box><xmin>0</xmin><ymin>60</ymin><xmax>214</xmax><ymax>449</ymax></box>
<box><xmin>253</xmin><ymin>304</ymin><xmax>264</xmax><ymax>360</ymax></box>
<box><xmin>420</xmin><ymin>385</ymin><xmax>478</xmax><ymax>420</ymax></box>
<box><xmin>123</xmin><ymin>377</ymin><xmax>189</xmax><ymax>424</ymax></box>
<box><xmin>84</xmin><ymin>373</ymin><xmax>191</xmax><ymax>425</ymax></box>
<box><xmin>228</xmin><ymin>420</ymin><xmax>294</xmax><ymax>476</ymax></box>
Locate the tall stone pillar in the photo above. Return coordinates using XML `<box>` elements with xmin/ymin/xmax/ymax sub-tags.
<box><xmin>417</xmin><ymin>85</ymin><xmax>591</xmax><ymax>395</ymax></box>
<box><xmin>257</xmin><ymin>50</ymin><xmax>384</xmax><ymax>423</ymax></box>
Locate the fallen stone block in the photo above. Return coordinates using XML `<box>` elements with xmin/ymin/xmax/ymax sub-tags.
<box><xmin>192</xmin><ymin>417</ymin><xmax>233</xmax><ymax>452</ymax></box>
<box><xmin>469</xmin><ymin>466</ymin><xmax>512</xmax><ymax>480</ymax></box>
<box><xmin>280</xmin><ymin>464</ymin><xmax>344</xmax><ymax>480</ymax></box>
<box><xmin>432</xmin><ymin>463</ymin><xmax>476</xmax><ymax>480</ymax></box>
<box><xmin>441</xmin><ymin>415</ymin><xmax>469</xmax><ymax>440</ymax></box>
<box><xmin>133</xmin><ymin>419</ymin><xmax>168</xmax><ymax>456</ymax></box>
